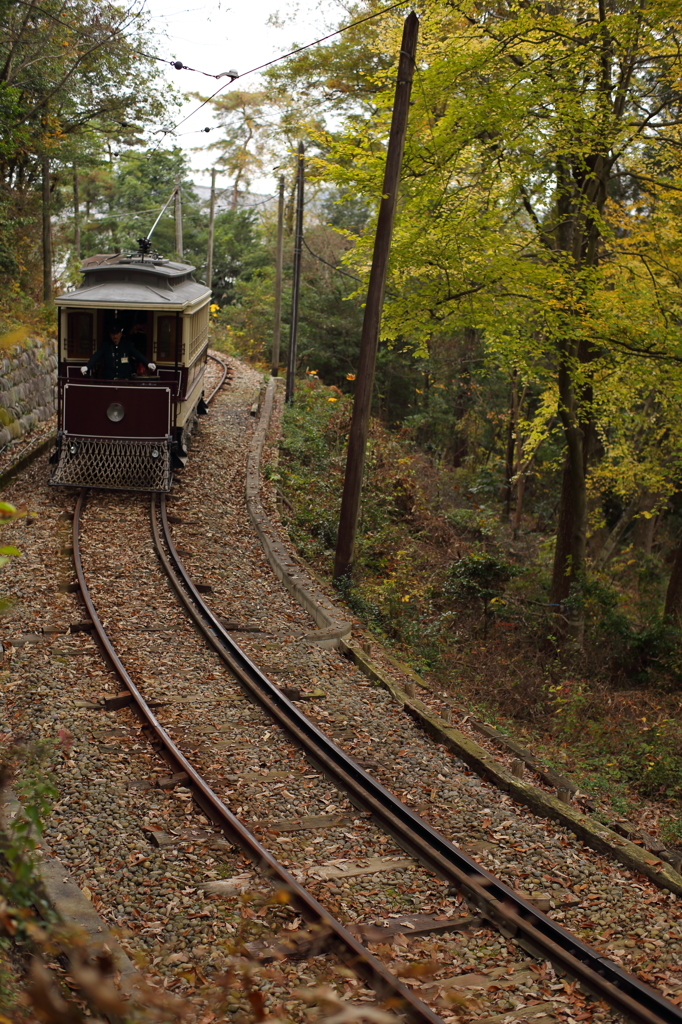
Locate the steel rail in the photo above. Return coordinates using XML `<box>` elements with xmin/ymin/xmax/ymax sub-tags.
<box><xmin>151</xmin><ymin>490</ymin><xmax>682</xmax><ymax>1024</ymax></box>
<box><xmin>72</xmin><ymin>488</ymin><xmax>446</xmax><ymax>1024</ymax></box>
<box><xmin>206</xmin><ymin>352</ymin><xmax>229</xmax><ymax>404</ymax></box>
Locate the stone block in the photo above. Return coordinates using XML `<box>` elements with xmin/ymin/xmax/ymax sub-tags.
<box><xmin>0</xmin><ymin>336</ymin><xmax>57</xmax><ymax>438</ymax></box>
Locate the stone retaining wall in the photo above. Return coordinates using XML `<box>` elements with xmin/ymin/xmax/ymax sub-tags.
<box><xmin>0</xmin><ymin>337</ymin><xmax>57</xmax><ymax>447</ymax></box>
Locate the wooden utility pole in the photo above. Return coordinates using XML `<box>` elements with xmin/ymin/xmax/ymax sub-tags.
<box><xmin>206</xmin><ymin>167</ymin><xmax>217</xmax><ymax>288</ymax></box>
<box><xmin>174</xmin><ymin>179</ymin><xmax>183</xmax><ymax>257</ymax></box>
<box><xmin>333</xmin><ymin>12</ymin><xmax>419</xmax><ymax>581</ymax></box>
<box><xmin>73</xmin><ymin>161</ymin><xmax>81</xmax><ymax>262</ymax></box>
<box><xmin>42</xmin><ymin>155</ymin><xmax>53</xmax><ymax>303</ymax></box>
<box><xmin>285</xmin><ymin>144</ymin><xmax>305</xmax><ymax>404</ymax></box>
<box><xmin>271</xmin><ymin>174</ymin><xmax>285</xmax><ymax>377</ymax></box>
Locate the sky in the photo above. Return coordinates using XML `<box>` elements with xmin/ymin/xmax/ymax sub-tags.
<box><xmin>141</xmin><ymin>0</ymin><xmax>338</xmax><ymax>194</ymax></box>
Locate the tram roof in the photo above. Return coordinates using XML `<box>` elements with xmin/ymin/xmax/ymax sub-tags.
<box><xmin>55</xmin><ymin>253</ymin><xmax>211</xmax><ymax>311</ymax></box>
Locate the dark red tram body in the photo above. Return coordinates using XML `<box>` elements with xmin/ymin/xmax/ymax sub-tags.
<box><xmin>51</xmin><ymin>251</ymin><xmax>211</xmax><ymax>492</ymax></box>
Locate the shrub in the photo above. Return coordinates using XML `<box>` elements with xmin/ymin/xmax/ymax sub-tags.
<box><xmin>443</xmin><ymin>552</ymin><xmax>519</xmax><ymax>637</ymax></box>
<box><xmin>579</xmin><ymin>576</ymin><xmax>682</xmax><ymax>689</ymax></box>
<box><xmin>445</xmin><ymin>507</ymin><xmax>496</xmax><ymax>538</ymax></box>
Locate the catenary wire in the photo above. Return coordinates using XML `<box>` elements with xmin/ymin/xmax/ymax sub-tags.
<box><xmin>301</xmin><ymin>236</ymin><xmax>401</xmax><ymax>299</ymax></box>
<box><xmin>302</xmin><ymin>236</ymin><xmax>363</xmax><ymax>283</ymax></box>
<box><xmin>166</xmin><ymin>1</ymin><xmax>410</xmax><ymax>134</ymax></box>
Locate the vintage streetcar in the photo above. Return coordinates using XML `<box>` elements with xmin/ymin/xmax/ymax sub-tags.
<box><xmin>50</xmin><ymin>240</ymin><xmax>211</xmax><ymax>492</ymax></box>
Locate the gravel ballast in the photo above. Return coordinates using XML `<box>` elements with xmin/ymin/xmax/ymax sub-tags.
<box><xmin>0</xmin><ymin>355</ymin><xmax>680</xmax><ymax>1022</ymax></box>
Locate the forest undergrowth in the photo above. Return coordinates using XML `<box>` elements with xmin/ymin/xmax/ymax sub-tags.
<box><xmin>0</xmin><ymin>297</ymin><xmax>54</xmax><ymax>345</ymax></box>
<box><xmin>268</xmin><ymin>376</ymin><xmax>682</xmax><ymax>848</ymax></box>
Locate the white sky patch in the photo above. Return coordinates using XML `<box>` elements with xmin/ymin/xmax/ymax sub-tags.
<box><xmin>141</xmin><ymin>0</ymin><xmax>339</xmax><ymax>193</ymax></box>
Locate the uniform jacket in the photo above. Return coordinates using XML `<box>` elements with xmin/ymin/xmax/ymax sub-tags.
<box><xmin>86</xmin><ymin>337</ymin><xmax>151</xmax><ymax>380</ymax></box>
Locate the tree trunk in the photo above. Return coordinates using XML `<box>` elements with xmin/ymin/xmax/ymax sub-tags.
<box><xmin>511</xmin><ymin>383</ymin><xmax>527</xmax><ymax>535</ymax></box>
<box><xmin>564</xmin><ymin>424</ymin><xmax>587</xmax><ymax>579</ymax></box>
<box><xmin>512</xmin><ymin>474</ymin><xmax>526</xmax><ymax>534</ymax></box>
<box><xmin>452</xmin><ymin>329</ymin><xmax>478</xmax><ymax>467</ymax></box>
<box><xmin>594</xmin><ymin>391</ymin><xmax>657</xmax><ymax>569</ymax></box>
<box><xmin>665</xmin><ymin>541</ymin><xmax>682</xmax><ymax>624</ymax></box>
<box><xmin>643</xmin><ymin>512</ymin><xmax>659</xmax><ymax>556</ymax></box>
<box><xmin>551</xmin><ymin>457</ymin><xmax>575</xmax><ymax>606</ymax></box>
<box><xmin>553</xmin><ymin>343</ymin><xmax>589</xmax><ymax>644</ymax></box>
<box><xmin>552</xmin><ymin>430</ymin><xmax>587</xmax><ymax>642</ymax></box>
<box><xmin>561</xmin><ymin>426</ymin><xmax>587</xmax><ymax>647</ymax></box>
<box><xmin>42</xmin><ymin>155</ymin><xmax>52</xmax><ymax>302</ymax></box>
<box><xmin>593</xmin><ymin>492</ymin><xmax>641</xmax><ymax>570</ymax></box>
<box><xmin>502</xmin><ymin>374</ymin><xmax>516</xmax><ymax>520</ymax></box>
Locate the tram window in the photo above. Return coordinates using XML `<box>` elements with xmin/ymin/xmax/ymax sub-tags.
<box><xmin>67</xmin><ymin>312</ymin><xmax>94</xmax><ymax>358</ymax></box>
<box><xmin>157</xmin><ymin>316</ymin><xmax>178</xmax><ymax>361</ymax></box>
<box><xmin>129</xmin><ymin>312</ymin><xmax>150</xmax><ymax>358</ymax></box>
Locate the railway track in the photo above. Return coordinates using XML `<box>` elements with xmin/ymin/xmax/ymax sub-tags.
<box><xmin>205</xmin><ymin>351</ymin><xmax>229</xmax><ymax>403</ymax></box>
<box><xmin>1</xmin><ymin>354</ymin><xmax>679</xmax><ymax>1022</ymax></box>
<box><xmin>74</xmin><ymin>501</ymin><xmax>443</xmax><ymax>1024</ymax></box>
<box><xmin>58</xmin><ymin>355</ymin><xmax>679</xmax><ymax>1024</ymax></box>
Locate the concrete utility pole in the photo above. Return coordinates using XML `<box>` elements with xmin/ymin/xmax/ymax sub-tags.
<box><xmin>174</xmin><ymin>179</ymin><xmax>183</xmax><ymax>257</ymax></box>
<box><xmin>42</xmin><ymin>155</ymin><xmax>52</xmax><ymax>303</ymax></box>
<box><xmin>333</xmin><ymin>12</ymin><xmax>419</xmax><ymax>582</ymax></box>
<box><xmin>271</xmin><ymin>174</ymin><xmax>285</xmax><ymax>377</ymax></box>
<box><xmin>285</xmin><ymin>144</ymin><xmax>305</xmax><ymax>404</ymax></box>
<box><xmin>206</xmin><ymin>167</ymin><xmax>217</xmax><ymax>289</ymax></box>
<box><xmin>73</xmin><ymin>161</ymin><xmax>81</xmax><ymax>262</ymax></box>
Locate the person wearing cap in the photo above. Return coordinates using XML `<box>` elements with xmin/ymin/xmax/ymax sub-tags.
<box><xmin>81</xmin><ymin>320</ymin><xmax>157</xmax><ymax>380</ymax></box>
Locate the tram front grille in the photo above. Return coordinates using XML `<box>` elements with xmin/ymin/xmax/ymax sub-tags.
<box><xmin>49</xmin><ymin>436</ymin><xmax>172</xmax><ymax>492</ymax></box>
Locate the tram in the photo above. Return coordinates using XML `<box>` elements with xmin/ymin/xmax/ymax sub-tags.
<box><xmin>50</xmin><ymin>240</ymin><xmax>211</xmax><ymax>492</ymax></box>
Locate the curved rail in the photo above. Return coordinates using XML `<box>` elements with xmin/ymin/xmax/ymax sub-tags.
<box><xmin>72</xmin><ymin>487</ymin><xmax>445</xmax><ymax>1024</ymax></box>
<box><xmin>151</xmin><ymin>490</ymin><xmax>682</xmax><ymax>1024</ymax></box>
<box><xmin>206</xmin><ymin>352</ymin><xmax>229</xmax><ymax>404</ymax></box>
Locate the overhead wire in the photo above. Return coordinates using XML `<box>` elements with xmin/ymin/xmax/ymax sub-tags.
<box><xmin>302</xmin><ymin>237</ymin><xmax>363</xmax><ymax>283</ymax></box>
<box><xmin>132</xmin><ymin>48</ymin><xmax>238</xmax><ymax>80</ymax></box>
<box><xmin>165</xmin><ymin>0</ymin><xmax>409</xmax><ymax>135</ymax></box>
<box><xmin>182</xmin><ymin>186</ymin><xmax>276</xmax><ymax>210</ymax></box>
<box><xmin>302</xmin><ymin>234</ymin><xmax>401</xmax><ymax>298</ymax></box>
<box><xmin>8</xmin><ymin>0</ymin><xmax>411</xmax><ymax>162</ymax></box>
<box><xmin>8</xmin><ymin>0</ymin><xmax>205</xmax><ymax>80</ymax></box>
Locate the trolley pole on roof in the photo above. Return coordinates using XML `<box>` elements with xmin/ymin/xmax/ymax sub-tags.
<box><xmin>206</xmin><ymin>167</ymin><xmax>217</xmax><ymax>289</ymax></box>
<box><xmin>333</xmin><ymin>12</ymin><xmax>419</xmax><ymax>582</ymax></box>
<box><xmin>285</xmin><ymin>143</ymin><xmax>304</xmax><ymax>404</ymax></box>
<box><xmin>174</xmin><ymin>178</ymin><xmax>184</xmax><ymax>258</ymax></box>
<box><xmin>271</xmin><ymin>174</ymin><xmax>285</xmax><ymax>377</ymax></box>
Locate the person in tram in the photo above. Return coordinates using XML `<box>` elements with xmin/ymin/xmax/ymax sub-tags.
<box><xmin>81</xmin><ymin>319</ymin><xmax>157</xmax><ymax>380</ymax></box>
